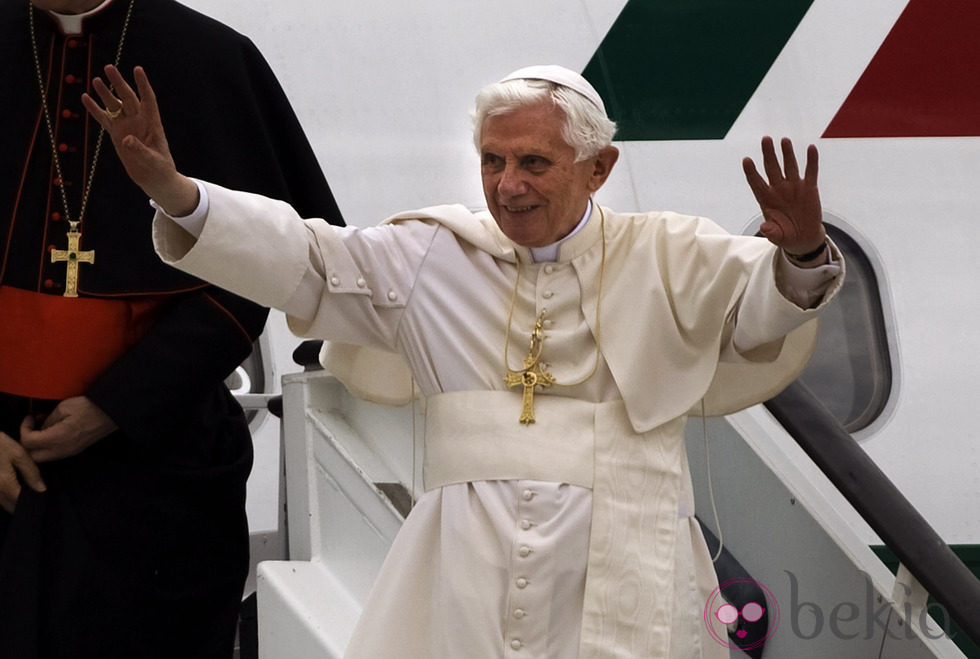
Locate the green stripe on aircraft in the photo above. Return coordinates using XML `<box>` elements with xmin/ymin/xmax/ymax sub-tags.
<box><xmin>584</xmin><ymin>0</ymin><xmax>814</xmax><ymax>140</ymax></box>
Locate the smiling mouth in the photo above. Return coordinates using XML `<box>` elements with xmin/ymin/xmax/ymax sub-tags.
<box><xmin>503</xmin><ymin>205</ymin><xmax>537</xmax><ymax>213</ymax></box>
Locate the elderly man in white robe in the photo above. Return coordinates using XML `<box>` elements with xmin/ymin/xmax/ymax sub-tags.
<box><xmin>85</xmin><ymin>63</ymin><xmax>843</xmax><ymax>658</ymax></box>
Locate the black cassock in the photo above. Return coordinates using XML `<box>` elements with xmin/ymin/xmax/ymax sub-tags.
<box><xmin>0</xmin><ymin>0</ymin><xmax>344</xmax><ymax>656</ymax></box>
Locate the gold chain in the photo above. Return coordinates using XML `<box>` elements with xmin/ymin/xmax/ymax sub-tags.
<box><xmin>503</xmin><ymin>203</ymin><xmax>606</xmax><ymax>387</ymax></box>
<box><xmin>29</xmin><ymin>0</ymin><xmax>136</xmax><ymax>228</ymax></box>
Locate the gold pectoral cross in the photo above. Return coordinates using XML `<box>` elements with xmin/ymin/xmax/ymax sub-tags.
<box><xmin>506</xmin><ymin>360</ymin><xmax>555</xmax><ymax>424</ymax></box>
<box><xmin>504</xmin><ymin>313</ymin><xmax>555</xmax><ymax>424</ymax></box>
<box><xmin>50</xmin><ymin>222</ymin><xmax>95</xmax><ymax>297</ymax></box>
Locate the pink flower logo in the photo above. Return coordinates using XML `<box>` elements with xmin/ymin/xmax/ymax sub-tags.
<box><xmin>704</xmin><ymin>578</ymin><xmax>780</xmax><ymax>651</ymax></box>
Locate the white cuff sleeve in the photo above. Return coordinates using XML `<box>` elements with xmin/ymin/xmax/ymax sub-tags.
<box><xmin>149</xmin><ymin>178</ymin><xmax>210</xmax><ymax>238</ymax></box>
<box><xmin>776</xmin><ymin>247</ymin><xmax>842</xmax><ymax>309</ymax></box>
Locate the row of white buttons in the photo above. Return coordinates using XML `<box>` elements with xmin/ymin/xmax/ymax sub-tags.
<box><xmin>538</xmin><ymin>264</ymin><xmax>562</xmax><ymax>318</ymax></box>
<box><xmin>329</xmin><ymin>275</ymin><xmax>367</xmax><ymax>288</ymax></box>
<box><xmin>508</xmin><ymin>487</ymin><xmax>539</xmax><ymax>653</ymax></box>
<box><xmin>327</xmin><ymin>274</ymin><xmax>398</xmax><ymax>301</ymax></box>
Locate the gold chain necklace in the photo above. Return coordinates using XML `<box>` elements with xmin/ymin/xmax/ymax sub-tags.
<box><xmin>28</xmin><ymin>0</ymin><xmax>135</xmax><ymax>297</ymax></box>
<box><xmin>503</xmin><ymin>204</ymin><xmax>606</xmax><ymax>424</ymax></box>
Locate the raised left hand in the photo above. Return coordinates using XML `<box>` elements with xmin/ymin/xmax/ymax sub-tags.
<box><xmin>20</xmin><ymin>396</ymin><xmax>118</xmax><ymax>463</ymax></box>
<box><xmin>742</xmin><ymin>136</ymin><xmax>825</xmax><ymax>256</ymax></box>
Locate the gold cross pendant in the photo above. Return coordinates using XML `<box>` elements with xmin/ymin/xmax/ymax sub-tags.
<box><xmin>50</xmin><ymin>222</ymin><xmax>95</xmax><ymax>298</ymax></box>
<box><xmin>504</xmin><ymin>312</ymin><xmax>554</xmax><ymax>424</ymax></box>
<box><xmin>506</xmin><ymin>360</ymin><xmax>555</xmax><ymax>424</ymax></box>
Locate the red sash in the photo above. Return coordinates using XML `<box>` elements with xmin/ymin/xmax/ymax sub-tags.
<box><xmin>0</xmin><ymin>285</ymin><xmax>164</xmax><ymax>400</ymax></box>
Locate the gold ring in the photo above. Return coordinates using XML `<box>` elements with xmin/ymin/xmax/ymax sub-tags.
<box><xmin>105</xmin><ymin>106</ymin><xmax>123</xmax><ymax>119</ymax></box>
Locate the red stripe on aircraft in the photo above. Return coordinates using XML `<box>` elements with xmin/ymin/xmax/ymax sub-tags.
<box><xmin>823</xmin><ymin>0</ymin><xmax>980</xmax><ymax>138</ymax></box>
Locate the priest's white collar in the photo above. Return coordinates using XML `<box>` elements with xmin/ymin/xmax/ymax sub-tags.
<box><xmin>529</xmin><ymin>199</ymin><xmax>592</xmax><ymax>263</ymax></box>
<box><xmin>46</xmin><ymin>0</ymin><xmax>114</xmax><ymax>35</ymax></box>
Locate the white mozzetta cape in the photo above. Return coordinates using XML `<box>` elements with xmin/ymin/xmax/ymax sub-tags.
<box><xmin>319</xmin><ymin>202</ymin><xmax>836</xmax><ymax>430</ymax></box>
<box><xmin>153</xmin><ymin>182</ymin><xmax>843</xmax><ymax>657</ymax></box>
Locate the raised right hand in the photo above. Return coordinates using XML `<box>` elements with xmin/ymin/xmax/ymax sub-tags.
<box><xmin>82</xmin><ymin>65</ymin><xmax>199</xmax><ymax>216</ymax></box>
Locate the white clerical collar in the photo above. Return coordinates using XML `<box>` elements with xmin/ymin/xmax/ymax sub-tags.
<box><xmin>530</xmin><ymin>199</ymin><xmax>592</xmax><ymax>263</ymax></box>
<box><xmin>47</xmin><ymin>0</ymin><xmax>114</xmax><ymax>35</ymax></box>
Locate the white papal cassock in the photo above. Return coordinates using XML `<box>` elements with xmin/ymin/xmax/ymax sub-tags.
<box><xmin>152</xmin><ymin>182</ymin><xmax>843</xmax><ymax>658</ymax></box>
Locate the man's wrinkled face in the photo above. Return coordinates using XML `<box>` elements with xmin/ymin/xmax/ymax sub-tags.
<box><xmin>480</xmin><ymin>101</ymin><xmax>604</xmax><ymax>248</ymax></box>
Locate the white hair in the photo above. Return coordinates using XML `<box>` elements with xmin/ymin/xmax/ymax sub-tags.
<box><xmin>472</xmin><ymin>78</ymin><xmax>617</xmax><ymax>162</ymax></box>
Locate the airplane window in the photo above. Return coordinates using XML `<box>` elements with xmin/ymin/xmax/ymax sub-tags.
<box><xmin>226</xmin><ymin>341</ymin><xmax>266</xmax><ymax>423</ymax></box>
<box><xmin>749</xmin><ymin>218</ymin><xmax>894</xmax><ymax>433</ymax></box>
<box><xmin>791</xmin><ymin>222</ymin><xmax>893</xmax><ymax>432</ymax></box>
<box><xmin>225</xmin><ymin>366</ymin><xmax>252</xmax><ymax>396</ymax></box>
